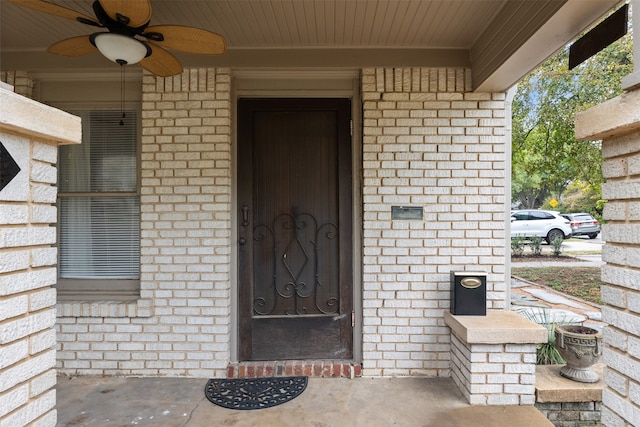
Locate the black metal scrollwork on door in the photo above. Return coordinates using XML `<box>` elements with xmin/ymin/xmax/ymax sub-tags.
<box><xmin>253</xmin><ymin>212</ymin><xmax>339</xmax><ymax>316</ymax></box>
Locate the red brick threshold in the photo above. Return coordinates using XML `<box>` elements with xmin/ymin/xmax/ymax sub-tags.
<box><xmin>227</xmin><ymin>361</ymin><xmax>362</xmax><ymax>379</ymax></box>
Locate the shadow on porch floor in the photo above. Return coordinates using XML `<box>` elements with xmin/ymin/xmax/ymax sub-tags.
<box><xmin>56</xmin><ymin>375</ymin><xmax>552</xmax><ymax>426</ymax></box>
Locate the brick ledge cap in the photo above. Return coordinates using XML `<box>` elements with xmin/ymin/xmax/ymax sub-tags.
<box><xmin>0</xmin><ymin>86</ymin><xmax>81</xmax><ymax>145</ymax></box>
<box><xmin>445</xmin><ymin>310</ymin><xmax>547</xmax><ymax>344</ymax></box>
<box><xmin>535</xmin><ymin>364</ymin><xmax>603</xmax><ymax>403</ymax></box>
<box><xmin>575</xmin><ymin>88</ymin><xmax>640</xmax><ymax>140</ymax></box>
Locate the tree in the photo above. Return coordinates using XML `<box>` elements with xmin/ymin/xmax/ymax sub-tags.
<box><xmin>559</xmin><ymin>181</ymin><xmax>603</xmax><ymax>216</ymax></box>
<box><xmin>512</xmin><ymin>24</ymin><xmax>633</xmax><ymax>209</ymax></box>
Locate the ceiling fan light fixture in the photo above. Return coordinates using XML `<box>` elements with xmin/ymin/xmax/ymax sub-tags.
<box><xmin>92</xmin><ymin>33</ymin><xmax>150</xmax><ymax>65</ymax></box>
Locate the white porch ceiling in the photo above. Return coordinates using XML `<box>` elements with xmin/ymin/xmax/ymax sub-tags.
<box><xmin>0</xmin><ymin>0</ymin><xmax>622</xmax><ymax>91</ymax></box>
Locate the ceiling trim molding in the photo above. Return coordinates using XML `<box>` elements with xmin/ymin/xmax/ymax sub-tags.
<box><xmin>30</xmin><ymin>69</ymin><xmax>142</xmax><ymax>83</ymax></box>
<box><xmin>182</xmin><ymin>48</ymin><xmax>471</xmax><ymax>68</ymax></box>
<box><xmin>2</xmin><ymin>48</ymin><xmax>471</xmax><ymax>75</ymax></box>
<box><xmin>232</xmin><ymin>69</ymin><xmax>360</xmax><ymax>80</ymax></box>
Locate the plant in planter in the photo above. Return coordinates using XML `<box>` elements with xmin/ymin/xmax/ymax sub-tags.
<box><xmin>517</xmin><ymin>307</ymin><xmax>566</xmax><ymax>365</ymax></box>
<box><xmin>537</xmin><ymin>324</ymin><xmax>565</xmax><ymax>365</ymax></box>
<box><xmin>554</xmin><ymin>324</ymin><xmax>603</xmax><ymax>383</ymax></box>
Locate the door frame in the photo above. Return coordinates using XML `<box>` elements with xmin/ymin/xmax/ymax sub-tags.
<box><xmin>230</xmin><ymin>70</ymin><xmax>363</xmax><ymax>363</ymax></box>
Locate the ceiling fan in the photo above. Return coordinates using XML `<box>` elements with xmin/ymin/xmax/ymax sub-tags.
<box><xmin>9</xmin><ymin>0</ymin><xmax>226</xmax><ymax>76</ymax></box>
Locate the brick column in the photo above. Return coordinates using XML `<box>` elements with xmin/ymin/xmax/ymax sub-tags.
<box><xmin>0</xmin><ymin>84</ymin><xmax>81</xmax><ymax>427</ymax></box>
<box><xmin>575</xmin><ymin>89</ymin><xmax>640</xmax><ymax>426</ymax></box>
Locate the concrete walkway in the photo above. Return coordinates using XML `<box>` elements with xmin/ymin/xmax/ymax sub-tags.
<box><xmin>55</xmin><ymin>375</ymin><xmax>552</xmax><ymax>427</ymax></box>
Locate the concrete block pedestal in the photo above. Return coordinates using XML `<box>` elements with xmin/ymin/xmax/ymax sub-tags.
<box><xmin>445</xmin><ymin>310</ymin><xmax>547</xmax><ymax>405</ymax></box>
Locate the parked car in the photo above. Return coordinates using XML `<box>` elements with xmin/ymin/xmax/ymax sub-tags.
<box><xmin>510</xmin><ymin>210</ymin><xmax>572</xmax><ymax>244</ymax></box>
<box><xmin>561</xmin><ymin>213</ymin><xmax>600</xmax><ymax>239</ymax></box>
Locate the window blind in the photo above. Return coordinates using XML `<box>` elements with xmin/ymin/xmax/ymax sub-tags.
<box><xmin>58</xmin><ymin>111</ymin><xmax>140</xmax><ymax>280</ymax></box>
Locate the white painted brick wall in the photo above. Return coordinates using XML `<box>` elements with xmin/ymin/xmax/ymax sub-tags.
<box><xmin>361</xmin><ymin>68</ymin><xmax>507</xmax><ymax>377</ymax></box>
<box><xmin>450</xmin><ymin>335</ymin><xmax>537</xmax><ymax>406</ymax></box>
<box><xmin>56</xmin><ymin>68</ymin><xmax>232</xmax><ymax>378</ymax></box>
<box><xmin>0</xmin><ymin>81</ymin><xmax>60</xmax><ymax>427</ymax></box>
<box><xmin>52</xmin><ymin>66</ymin><xmax>507</xmax><ymax>380</ymax></box>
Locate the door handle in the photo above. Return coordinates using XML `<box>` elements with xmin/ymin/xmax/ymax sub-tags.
<box><xmin>239</xmin><ymin>237</ymin><xmax>246</xmax><ymax>245</ymax></box>
<box><xmin>241</xmin><ymin>204</ymin><xmax>249</xmax><ymax>226</ymax></box>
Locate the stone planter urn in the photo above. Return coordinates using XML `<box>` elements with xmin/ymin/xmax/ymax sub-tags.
<box><xmin>554</xmin><ymin>324</ymin><xmax>603</xmax><ymax>383</ymax></box>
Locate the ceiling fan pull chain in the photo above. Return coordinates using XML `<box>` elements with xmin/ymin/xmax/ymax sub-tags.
<box><xmin>119</xmin><ymin>63</ymin><xmax>125</xmax><ymax>126</ymax></box>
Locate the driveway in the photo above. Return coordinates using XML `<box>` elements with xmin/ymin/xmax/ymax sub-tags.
<box><xmin>560</xmin><ymin>235</ymin><xmax>603</xmax><ymax>253</ymax></box>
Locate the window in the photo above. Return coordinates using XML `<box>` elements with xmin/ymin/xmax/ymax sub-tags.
<box><xmin>57</xmin><ymin>110</ymin><xmax>140</xmax><ymax>300</ymax></box>
<box><xmin>512</xmin><ymin>212</ymin><xmax>528</xmax><ymax>221</ymax></box>
<box><xmin>530</xmin><ymin>211</ymin><xmax>554</xmax><ymax>220</ymax></box>
<box><xmin>575</xmin><ymin>214</ymin><xmax>594</xmax><ymax>221</ymax></box>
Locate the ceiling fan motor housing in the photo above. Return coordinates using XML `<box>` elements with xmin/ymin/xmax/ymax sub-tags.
<box><xmin>90</xmin><ymin>32</ymin><xmax>151</xmax><ymax>65</ymax></box>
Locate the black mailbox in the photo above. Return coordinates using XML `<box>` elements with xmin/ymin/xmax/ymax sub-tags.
<box><xmin>450</xmin><ymin>271</ymin><xmax>486</xmax><ymax>315</ymax></box>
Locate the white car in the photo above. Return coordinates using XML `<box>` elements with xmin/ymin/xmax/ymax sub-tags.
<box><xmin>510</xmin><ymin>210</ymin><xmax>572</xmax><ymax>244</ymax></box>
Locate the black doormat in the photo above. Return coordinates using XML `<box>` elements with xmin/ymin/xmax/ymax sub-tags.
<box><xmin>204</xmin><ymin>376</ymin><xmax>308</xmax><ymax>410</ymax></box>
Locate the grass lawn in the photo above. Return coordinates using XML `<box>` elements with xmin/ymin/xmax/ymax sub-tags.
<box><xmin>511</xmin><ymin>266</ymin><xmax>603</xmax><ymax>305</ymax></box>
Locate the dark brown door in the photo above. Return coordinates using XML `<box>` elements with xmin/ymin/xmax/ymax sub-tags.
<box><xmin>238</xmin><ymin>98</ymin><xmax>353</xmax><ymax>361</ymax></box>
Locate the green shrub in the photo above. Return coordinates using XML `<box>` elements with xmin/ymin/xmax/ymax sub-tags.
<box><xmin>551</xmin><ymin>236</ymin><xmax>563</xmax><ymax>257</ymax></box>
<box><xmin>511</xmin><ymin>236</ymin><xmax>526</xmax><ymax>257</ymax></box>
<box><xmin>529</xmin><ymin>235</ymin><xmax>543</xmax><ymax>256</ymax></box>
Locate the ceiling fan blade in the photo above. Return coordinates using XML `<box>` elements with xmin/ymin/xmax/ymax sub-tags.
<box><xmin>98</xmin><ymin>0</ymin><xmax>151</xmax><ymax>28</ymax></box>
<box><xmin>48</xmin><ymin>36</ymin><xmax>97</xmax><ymax>57</ymax></box>
<box><xmin>8</xmin><ymin>0</ymin><xmax>100</xmax><ymax>26</ymax></box>
<box><xmin>143</xmin><ymin>25</ymin><xmax>226</xmax><ymax>55</ymax></box>
<box><xmin>144</xmin><ymin>25</ymin><xmax>226</xmax><ymax>55</ymax></box>
<box><xmin>140</xmin><ymin>45</ymin><xmax>183</xmax><ymax>77</ymax></box>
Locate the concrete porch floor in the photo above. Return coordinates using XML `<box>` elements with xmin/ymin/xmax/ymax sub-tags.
<box><xmin>55</xmin><ymin>375</ymin><xmax>552</xmax><ymax>426</ymax></box>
